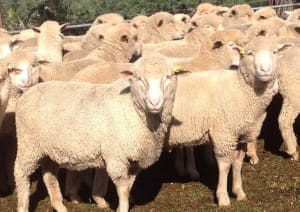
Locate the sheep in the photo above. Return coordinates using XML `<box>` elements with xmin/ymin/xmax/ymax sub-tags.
<box><xmin>14</xmin><ymin>29</ymin><xmax>38</xmax><ymax>41</ymax></box>
<box><xmin>63</xmin><ymin>24</ymin><xmax>112</xmax><ymax>62</ymax></box>
<box><xmin>191</xmin><ymin>3</ymin><xmax>218</xmax><ymax>18</ymax></box>
<box><xmin>137</xmin><ymin>11</ymin><xmax>185</xmax><ymax>44</ymax></box>
<box><xmin>285</xmin><ymin>8</ymin><xmax>300</xmax><ymax>24</ymax></box>
<box><xmin>251</xmin><ymin>7</ymin><xmax>277</xmax><ymax>23</ymax></box>
<box><xmin>130</xmin><ymin>15</ymin><xmax>149</xmax><ymax>29</ymax></box>
<box><xmin>276</xmin><ymin>37</ymin><xmax>300</xmax><ymax>161</ymax></box>
<box><xmin>0</xmin><ymin>49</ymin><xmax>40</xmax><ymax>193</ymax></box>
<box><xmin>166</xmin><ymin>36</ymin><xmax>293</xmax><ymax>206</ymax></box>
<box><xmin>32</xmin><ymin>20</ymin><xmax>67</xmax><ymax>63</ymax></box>
<box><xmin>173</xmin><ymin>13</ymin><xmax>191</xmax><ymax>34</ymax></box>
<box><xmin>14</xmin><ymin>54</ymin><xmax>188</xmax><ymax>212</ymax></box>
<box><xmin>91</xmin><ymin>13</ymin><xmax>125</xmax><ymax>26</ymax></box>
<box><xmin>169</xmin><ymin>28</ymin><xmax>246</xmax><ymax>71</ymax></box>
<box><xmin>73</xmin><ymin>28</ymin><xmax>244</xmax><ymax>87</ymax></box>
<box><xmin>185</xmin><ymin>14</ymin><xmax>224</xmax><ymax>45</ymax></box>
<box><xmin>0</xmin><ymin>36</ymin><xmax>23</xmax><ymax>59</ymax></box>
<box><xmin>247</xmin><ymin>37</ymin><xmax>300</xmax><ymax>162</ymax></box>
<box><xmin>223</xmin><ymin>4</ymin><xmax>254</xmax><ymax>27</ymax></box>
<box><xmin>39</xmin><ymin>23</ymin><xmax>141</xmax><ymax>82</ymax></box>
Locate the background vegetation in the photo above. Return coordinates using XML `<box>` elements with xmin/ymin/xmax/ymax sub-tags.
<box><xmin>0</xmin><ymin>0</ymin><xmax>272</xmax><ymax>31</ymax></box>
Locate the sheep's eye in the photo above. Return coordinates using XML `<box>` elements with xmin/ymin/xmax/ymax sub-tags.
<box><xmin>9</xmin><ymin>68</ymin><xmax>22</xmax><ymax>75</ymax></box>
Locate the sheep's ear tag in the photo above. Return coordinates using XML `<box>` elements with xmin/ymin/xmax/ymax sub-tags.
<box><xmin>7</xmin><ymin>64</ymin><xmax>14</xmax><ymax>73</ymax></box>
<box><xmin>276</xmin><ymin>44</ymin><xmax>284</xmax><ymax>50</ymax></box>
<box><xmin>239</xmin><ymin>47</ymin><xmax>245</xmax><ymax>55</ymax></box>
<box><xmin>173</xmin><ymin>65</ymin><xmax>182</xmax><ymax>73</ymax></box>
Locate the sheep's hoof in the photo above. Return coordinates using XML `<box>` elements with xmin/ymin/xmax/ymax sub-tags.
<box><xmin>236</xmin><ymin>192</ymin><xmax>247</xmax><ymax>201</ymax></box>
<box><xmin>94</xmin><ymin>198</ymin><xmax>109</xmax><ymax>209</ymax></box>
<box><xmin>290</xmin><ymin>151</ymin><xmax>299</xmax><ymax>161</ymax></box>
<box><xmin>68</xmin><ymin>194</ymin><xmax>81</xmax><ymax>203</ymax></box>
<box><xmin>249</xmin><ymin>156</ymin><xmax>259</xmax><ymax>165</ymax></box>
<box><xmin>217</xmin><ymin>193</ymin><xmax>230</xmax><ymax>207</ymax></box>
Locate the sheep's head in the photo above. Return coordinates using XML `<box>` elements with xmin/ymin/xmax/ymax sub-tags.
<box><xmin>150</xmin><ymin>12</ymin><xmax>185</xmax><ymax>41</ymax></box>
<box><xmin>239</xmin><ymin>37</ymin><xmax>293</xmax><ymax>85</ymax></box>
<box><xmin>120</xmin><ymin>55</ymin><xmax>189</xmax><ymax>114</ymax></box>
<box><xmin>92</xmin><ymin>13</ymin><xmax>124</xmax><ymax>26</ymax></box>
<box><xmin>4</xmin><ymin>50</ymin><xmax>40</xmax><ymax>92</ymax></box>
<box><xmin>208</xmin><ymin>29</ymin><xmax>246</xmax><ymax>69</ymax></box>
<box><xmin>81</xmin><ymin>24</ymin><xmax>111</xmax><ymax>50</ymax></box>
<box><xmin>0</xmin><ymin>36</ymin><xmax>23</xmax><ymax>59</ymax></box>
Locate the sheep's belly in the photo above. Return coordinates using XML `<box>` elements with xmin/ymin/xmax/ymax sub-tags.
<box><xmin>45</xmin><ymin>146</ymin><xmax>104</xmax><ymax>171</ymax></box>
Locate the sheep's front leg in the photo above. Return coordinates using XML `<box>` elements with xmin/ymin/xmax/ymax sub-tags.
<box><xmin>232</xmin><ymin>147</ymin><xmax>246</xmax><ymax>201</ymax></box>
<box><xmin>114</xmin><ymin>175</ymin><xmax>136</xmax><ymax>212</ymax></box>
<box><xmin>41</xmin><ymin>159</ymin><xmax>67</xmax><ymax>212</ymax></box>
<box><xmin>92</xmin><ymin>168</ymin><xmax>109</xmax><ymax>208</ymax></box>
<box><xmin>185</xmin><ymin>147</ymin><xmax>200</xmax><ymax>180</ymax></box>
<box><xmin>215</xmin><ymin>154</ymin><xmax>231</xmax><ymax>206</ymax></box>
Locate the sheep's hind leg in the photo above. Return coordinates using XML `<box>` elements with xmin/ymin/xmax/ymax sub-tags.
<box><xmin>14</xmin><ymin>161</ymin><xmax>37</xmax><ymax>212</ymax></box>
<box><xmin>92</xmin><ymin>168</ymin><xmax>109</xmax><ymax>208</ymax></box>
<box><xmin>41</xmin><ymin>159</ymin><xmax>67</xmax><ymax>212</ymax></box>
<box><xmin>174</xmin><ymin>147</ymin><xmax>185</xmax><ymax>177</ymax></box>
<box><xmin>232</xmin><ymin>145</ymin><xmax>247</xmax><ymax>201</ymax></box>
<box><xmin>278</xmin><ymin>102</ymin><xmax>299</xmax><ymax>161</ymax></box>
<box><xmin>185</xmin><ymin>147</ymin><xmax>200</xmax><ymax>180</ymax></box>
<box><xmin>64</xmin><ymin>170</ymin><xmax>82</xmax><ymax>203</ymax></box>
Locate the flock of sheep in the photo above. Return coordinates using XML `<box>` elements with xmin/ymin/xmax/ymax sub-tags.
<box><xmin>0</xmin><ymin>2</ymin><xmax>299</xmax><ymax>212</ymax></box>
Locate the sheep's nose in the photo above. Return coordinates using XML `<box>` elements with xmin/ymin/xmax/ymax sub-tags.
<box><xmin>149</xmin><ymin>96</ymin><xmax>161</xmax><ymax>106</ymax></box>
<box><xmin>260</xmin><ymin>63</ymin><xmax>271</xmax><ymax>73</ymax></box>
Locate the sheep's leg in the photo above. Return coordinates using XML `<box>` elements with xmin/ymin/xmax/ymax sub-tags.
<box><xmin>64</xmin><ymin>170</ymin><xmax>82</xmax><ymax>203</ymax></box>
<box><xmin>278</xmin><ymin>101</ymin><xmax>299</xmax><ymax>161</ymax></box>
<box><xmin>41</xmin><ymin>159</ymin><xmax>67</xmax><ymax>212</ymax></box>
<box><xmin>185</xmin><ymin>147</ymin><xmax>200</xmax><ymax>180</ymax></box>
<box><xmin>215</xmin><ymin>154</ymin><xmax>231</xmax><ymax>206</ymax></box>
<box><xmin>114</xmin><ymin>175</ymin><xmax>136</xmax><ymax>212</ymax></box>
<box><xmin>232</xmin><ymin>147</ymin><xmax>246</xmax><ymax>201</ymax></box>
<box><xmin>174</xmin><ymin>147</ymin><xmax>185</xmax><ymax>177</ymax></box>
<box><xmin>92</xmin><ymin>168</ymin><xmax>109</xmax><ymax>208</ymax></box>
<box><xmin>14</xmin><ymin>155</ymin><xmax>39</xmax><ymax>212</ymax></box>
<box><xmin>246</xmin><ymin>113</ymin><xmax>266</xmax><ymax>165</ymax></box>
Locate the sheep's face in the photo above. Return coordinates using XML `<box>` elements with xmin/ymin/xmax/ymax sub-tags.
<box><xmin>240</xmin><ymin>37</ymin><xmax>293</xmax><ymax>83</ymax></box>
<box><xmin>124</xmin><ymin>57</ymin><xmax>189</xmax><ymax>114</ymax></box>
<box><xmin>6</xmin><ymin>53</ymin><xmax>39</xmax><ymax>92</ymax></box>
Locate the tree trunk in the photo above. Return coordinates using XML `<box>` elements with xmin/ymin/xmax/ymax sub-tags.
<box><xmin>0</xmin><ymin>5</ymin><xmax>3</xmax><ymax>28</ymax></box>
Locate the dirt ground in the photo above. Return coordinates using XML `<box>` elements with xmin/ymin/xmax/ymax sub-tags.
<box><xmin>0</xmin><ymin>96</ymin><xmax>299</xmax><ymax>212</ymax></box>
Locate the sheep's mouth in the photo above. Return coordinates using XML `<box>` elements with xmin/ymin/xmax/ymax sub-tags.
<box><xmin>257</xmin><ymin>74</ymin><xmax>273</xmax><ymax>81</ymax></box>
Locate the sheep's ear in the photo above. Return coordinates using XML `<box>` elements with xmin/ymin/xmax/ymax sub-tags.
<box><xmin>181</xmin><ymin>17</ymin><xmax>187</xmax><ymax>23</ymax></box>
<box><xmin>276</xmin><ymin>43</ymin><xmax>294</xmax><ymax>58</ymax></box>
<box><xmin>217</xmin><ymin>10</ymin><xmax>228</xmax><ymax>16</ymax></box>
<box><xmin>32</xmin><ymin>26</ymin><xmax>41</xmax><ymax>33</ymax></box>
<box><xmin>191</xmin><ymin>21</ymin><xmax>198</xmax><ymax>28</ymax></box>
<box><xmin>97</xmin><ymin>19</ymin><xmax>103</xmax><ymax>24</ymax></box>
<box><xmin>60</xmin><ymin>23</ymin><xmax>68</xmax><ymax>32</ymax></box>
<box><xmin>157</xmin><ymin>19</ymin><xmax>164</xmax><ymax>27</ymax></box>
<box><xmin>212</xmin><ymin>40</ymin><xmax>224</xmax><ymax>49</ymax></box>
<box><xmin>172</xmin><ymin>65</ymin><xmax>191</xmax><ymax>76</ymax></box>
<box><xmin>9</xmin><ymin>38</ymin><xmax>23</xmax><ymax>51</ymax></box>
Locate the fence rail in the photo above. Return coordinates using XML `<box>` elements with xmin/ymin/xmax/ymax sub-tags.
<box><xmin>7</xmin><ymin>2</ymin><xmax>300</xmax><ymax>35</ymax></box>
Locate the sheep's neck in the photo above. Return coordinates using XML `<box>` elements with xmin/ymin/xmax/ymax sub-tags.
<box><xmin>237</xmin><ymin>70</ymin><xmax>276</xmax><ymax>117</ymax></box>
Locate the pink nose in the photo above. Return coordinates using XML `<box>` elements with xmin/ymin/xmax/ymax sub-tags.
<box><xmin>260</xmin><ymin>64</ymin><xmax>271</xmax><ymax>73</ymax></box>
<box><xmin>149</xmin><ymin>96</ymin><xmax>160</xmax><ymax>106</ymax></box>
<box><xmin>22</xmin><ymin>79</ymin><xmax>30</xmax><ymax>86</ymax></box>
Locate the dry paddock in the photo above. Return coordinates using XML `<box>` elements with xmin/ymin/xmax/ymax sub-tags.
<box><xmin>0</xmin><ymin>96</ymin><xmax>299</xmax><ymax>211</ymax></box>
